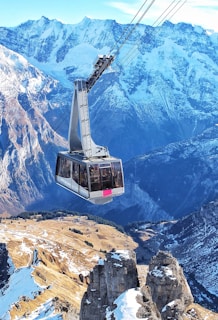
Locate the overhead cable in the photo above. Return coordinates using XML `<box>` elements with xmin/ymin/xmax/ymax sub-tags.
<box><xmin>112</xmin><ymin>0</ymin><xmax>156</xmax><ymax>58</ymax></box>
<box><xmin>152</xmin><ymin>0</ymin><xmax>187</xmax><ymax>27</ymax></box>
<box><xmin>164</xmin><ymin>0</ymin><xmax>187</xmax><ymax>25</ymax></box>
<box><xmin>110</xmin><ymin>0</ymin><xmax>150</xmax><ymax>54</ymax></box>
<box><xmin>151</xmin><ymin>0</ymin><xmax>178</xmax><ymax>26</ymax></box>
<box><xmin>118</xmin><ymin>0</ymin><xmax>188</xmax><ymax>67</ymax></box>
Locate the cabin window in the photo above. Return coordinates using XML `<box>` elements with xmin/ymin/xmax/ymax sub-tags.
<box><xmin>56</xmin><ymin>156</ymin><xmax>71</xmax><ymax>178</ymax></box>
<box><xmin>80</xmin><ymin>164</ymin><xmax>88</xmax><ymax>189</ymax></box>
<box><xmin>89</xmin><ymin>164</ymin><xmax>101</xmax><ymax>191</ymax></box>
<box><xmin>89</xmin><ymin>162</ymin><xmax>123</xmax><ymax>191</ymax></box>
<box><xmin>72</xmin><ymin>162</ymin><xmax>79</xmax><ymax>183</ymax></box>
<box><xmin>100</xmin><ymin>165</ymin><xmax>113</xmax><ymax>190</ymax></box>
<box><xmin>72</xmin><ymin>161</ymin><xmax>88</xmax><ymax>190</ymax></box>
<box><xmin>111</xmin><ymin>162</ymin><xmax>123</xmax><ymax>188</ymax></box>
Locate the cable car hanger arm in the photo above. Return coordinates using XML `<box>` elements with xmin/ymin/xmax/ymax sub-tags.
<box><xmin>68</xmin><ymin>54</ymin><xmax>114</xmax><ymax>158</ymax></box>
<box><xmin>86</xmin><ymin>54</ymin><xmax>114</xmax><ymax>92</ymax></box>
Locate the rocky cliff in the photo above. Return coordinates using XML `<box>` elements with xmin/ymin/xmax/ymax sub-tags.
<box><xmin>146</xmin><ymin>251</ymin><xmax>193</xmax><ymax>320</ymax></box>
<box><xmin>80</xmin><ymin>250</ymin><xmax>139</xmax><ymax>320</ymax></box>
<box><xmin>0</xmin><ymin>243</ymin><xmax>14</xmax><ymax>290</ymax></box>
<box><xmin>0</xmin><ymin>44</ymin><xmax>69</xmax><ymax>214</ymax></box>
<box><xmin>0</xmin><ymin>214</ymin><xmax>136</xmax><ymax>319</ymax></box>
<box><xmin>0</xmin><ymin>215</ymin><xmax>217</xmax><ymax>319</ymax></box>
<box><xmin>128</xmin><ymin>199</ymin><xmax>218</xmax><ymax>311</ymax></box>
<box><xmin>80</xmin><ymin>250</ymin><xmax>199</xmax><ymax>320</ymax></box>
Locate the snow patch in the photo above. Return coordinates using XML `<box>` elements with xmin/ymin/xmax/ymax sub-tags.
<box><xmin>0</xmin><ymin>266</ymin><xmax>45</xmax><ymax>318</ymax></box>
<box><xmin>162</xmin><ymin>300</ymin><xmax>176</xmax><ymax>312</ymax></box>
<box><xmin>106</xmin><ymin>288</ymin><xmax>142</xmax><ymax>320</ymax></box>
<box><xmin>110</xmin><ymin>250</ymin><xmax>131</xmax><ymax>261</ymax></box>
<box><xmin>26</xmin><ymin>298</ymin><xmax>62</xmax><ymax>319</ymax></box>
<box><xmin>149</xmin><ymin>266</ymin><xmax>176</xmax><ymax>280</ymax></box>
<box><xmin>113</xmin><ymin>263</ymin><xmax>123</xmax><ymax>268</ymax></box>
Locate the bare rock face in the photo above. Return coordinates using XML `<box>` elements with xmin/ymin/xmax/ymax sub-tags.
<box><xmin>136</xmin><ymin>285</ymin><xmax>161</xmax><ymax>319</ymax></box>
<box><xmin>79</xmin><ymin>250</ymin><xmax>138</xmax><ymax>320</ymax></box>
<box><xmin>0</xmin><ymin>243</ymin><xmax>14</xmax><ymax>290</ymax></box>
<box><xmin>146</xmin><ymin>251</ymin><xmax>194</xmax><ymax>320</ymax></box>
<box><xmin>80</xmin><ymin>250</ymin><xmax>194</xmax><ymax>320</ymax></box>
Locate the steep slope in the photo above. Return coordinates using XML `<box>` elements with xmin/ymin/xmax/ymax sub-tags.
<box><xmin>1</xmin><ymin>18</ymin><xmax>218</xmax><ymax>160</ymax></box>
<box><xmin>0</xmin><ymin>213</ymin><xmax>137</xmax><ymax>319</ymax></box>
<box><xmin>127</xmin><ymin>200</ymin><xmax>218</xmax><ymax>311</ymax></box>
<box><xmin>0</xmin><ymin>17</ymin><xmax>218</xmax><ymax>218</ymax></box>
<box><xmin>100</xmin><ymin>125</ymin><xmax>218</xmax><ymax>224</ymax></box>
<box><xmin>0</xmin><ymin>44</ymin><xmax>69</xmax><ymax>214</ymax></box>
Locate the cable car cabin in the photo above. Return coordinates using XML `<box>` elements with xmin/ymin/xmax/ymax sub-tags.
<box><xmin>55</xmin><ymin>151</ymin><xmax>124</xmax><ymax>204</ymax></box>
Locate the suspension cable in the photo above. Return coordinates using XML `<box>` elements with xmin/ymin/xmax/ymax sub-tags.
<box><xmin>110</xmin><ymin>0</ymin><xmax>150</xmax><ymax>54</ymax></box>
<box><xmin>112</xmin><ymin>0</ymin><xmax>156</xmax><ymax>58</ymax></box>
<box><xmin>152</xmin><ymin>0</ymin><xmax>187</xmax><ymax>27</ymax></box>
<box><xmin>117</xmin><ymin>0</ymin><xmax>188</xmax><ymax>68</ymax></box>
<box><xmin>162</xmin><ymin>0</ymin><xmax>187</xmax><ymax>26</ymax></box>
<box><xmin>152</xmin><ymin>0</ymin><xmax>178</xmax><ymax>27</ymax></box>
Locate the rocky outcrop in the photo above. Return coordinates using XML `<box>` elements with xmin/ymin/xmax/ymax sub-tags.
<box><xmin>146</xmin><ymin>251</ymin><xmax>194</xmax><ymax>319</ymax></box>
<box><xmin>79</xmin><ymin>250</ymin><xmax>138</xmax><ymax>320</ymax></box>
<box><xmin>136</xmin><ymin>285</ymin><xmax>161</xmax><ymax>319</ymax></box>
<box><xmin>130</xmin><ymin>201</ymin><xmax>218</xmax><ymax>311</ymax></box>
<box><xmin>80</xmin><ymin>250</ymin><xmax>194</xmax><ymax>320</ymax></box>
<box><xmin>0</xmin><ymin>243</ymin><xmax>14</xmax><ymax>290</ymax></box>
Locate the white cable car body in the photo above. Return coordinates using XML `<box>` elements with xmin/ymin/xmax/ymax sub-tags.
<box><xmin>55</xmin><ymin>55</ymin><xmax>124</xmax><ymax>204</ymax></box>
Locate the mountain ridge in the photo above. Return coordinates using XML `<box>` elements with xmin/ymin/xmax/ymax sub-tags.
<box><xmin>127</xmin><ymin>199</ymin><xmax>218</xmax><ymax>312</ymax></box>
<box><xmin>0</xmin><ymin>16</ymin><xmax>218</xmax><ymax>222</ymax></box>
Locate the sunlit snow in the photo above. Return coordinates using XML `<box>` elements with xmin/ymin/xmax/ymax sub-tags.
<box><xmin>25</xmin><ymin>299</ymin><xmax>62</xmax><ymax>320</ymax></box>
<box><xmin>0</xmin><ymin>266</ymin><xmax>44</xmax><ymax>318</ymax></box>
<box><xmin>149</xmin><ymin>266</ymin><xmax>176</xmax><ymax>280</ymax></box>
<box><xmin>110</xmin><ymin>250</ymin><xmax>131</xmax><ymax>261</ymax></box>
<box><xmin>106</xmin><ymin>288</ymin><xmax>142</xmax><ymax>320</ymax></box>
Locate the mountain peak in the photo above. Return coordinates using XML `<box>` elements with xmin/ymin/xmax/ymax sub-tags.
<box><xmin>40</xmin><ymin>15</ymin><xmax>50</xmax><ymax>22</ymax></box>
<box><xmin>0</xmin><ymin>16</ymin><xmax>218</xmax><ymax>227</ymax></box>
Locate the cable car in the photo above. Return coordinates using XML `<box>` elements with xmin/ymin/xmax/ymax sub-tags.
<box><xmin>56</xmin><ymin>152</ymin><xmax>124</xmax><ymax>204</ymax></box>
<box><xmin>55</xmin><ymin>55</ymin><xmax>124</xmax><ymax>204</ymax></box>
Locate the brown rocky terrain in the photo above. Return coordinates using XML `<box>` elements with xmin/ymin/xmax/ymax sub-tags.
<box><xmin>0</xmin><ymin>214</ymin><xmax>136</xmax><ymax>319</ymax></box>
<box><xmin>127</xmin><ymin>201</ymin><xmax>218</xmax><ymax>312</ymax></box>
<box><xmin>0</xmin><ymin>214</ymin><xmax>217</xmax><ymax>319</ymax></box>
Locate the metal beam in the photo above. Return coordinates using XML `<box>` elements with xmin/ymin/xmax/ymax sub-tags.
<box><xmin>86</xmin><ymin>55</ymin><xmax>114</xmax><ymax>92</ymax></box>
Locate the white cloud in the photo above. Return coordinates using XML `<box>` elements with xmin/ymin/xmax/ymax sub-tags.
<box><xmin>178</xmin><ymin>1</ymin><xmax>218</xmax><ymax>31</ymax></box>
<box><xmin>107</xmin><ymin>1</ymin><xmax>139</xmax><ymax>15</ymax></box>
<box><xmin>106</xmin><ymin>0</ymin><xmax>218</xmax><ymax>32</ymax></box>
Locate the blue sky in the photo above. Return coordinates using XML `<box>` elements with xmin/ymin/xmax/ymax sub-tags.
<box><xmin>0</xmin><ymin>0</ymin><xmax>217</xmax><ymax>31</ymax></box>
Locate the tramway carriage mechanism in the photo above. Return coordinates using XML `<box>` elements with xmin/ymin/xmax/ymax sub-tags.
<box><xmin>55</xmin><ymin>55</ymin><xmax>124</xmax><ymax>204</ymax></box>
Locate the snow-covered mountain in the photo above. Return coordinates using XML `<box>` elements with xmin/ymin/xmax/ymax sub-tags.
<box><xmin>0</xmin><ymin>44</ymin><xmax>69</xmax><ymax>214</ymax></box>
<box><xmin>0</xmin><ymin>16</ymin><xmax>218</xmax><ymax>217</ymax></box>
<box><xmin>1</xmin><ymin>17</ymin><xmax>218</xmax><ymax>160</ymax></box>
<box><xmin>100</xmin><ymin>125</ymin><xmax>218</xmax><ymax>224</ymax></box>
